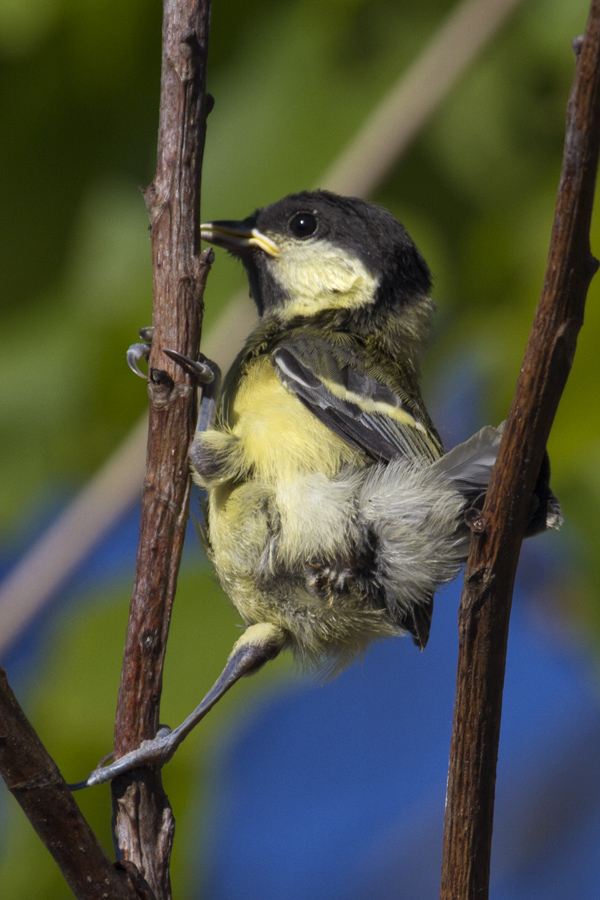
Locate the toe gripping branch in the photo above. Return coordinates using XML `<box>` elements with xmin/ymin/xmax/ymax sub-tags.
<box><xmin>69</xmin><ymin>625</ymin><xmax>285</xmax><ymax>791</ymax></box>
<box><xmin>162</xmin><ymin>347</ymin><xmax>221</xmax><ymax>434</ymax></box>
<box><xmin>126</xmin><ymin>327</ymin><xmax>222</xmax><ymax>433</ymax></box>
<box><xmin>127</xmin><ymin>328</ymin><xmax>218</xmax><ymax>387</ymax></box>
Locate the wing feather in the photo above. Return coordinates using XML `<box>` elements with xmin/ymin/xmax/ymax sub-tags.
<box><xmin>272</xmin><ymin>336</ymin><xmax>440</xmax><ymax>464</ymax></box>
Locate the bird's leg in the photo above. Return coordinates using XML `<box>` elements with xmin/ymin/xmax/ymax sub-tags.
<box><xmin>162</xmin><ymin>346</ymin><xmax>221</xmax><ymax>435</ymax></box>
<box><xmin>70</xmin><ymin>623</ymin><xmax>287</xmax><ymax>790</ymax></box>
<box><xmin>69</xmin><ymin>334</ymin><xmax>229</xmax><ymax>790</ymax></box>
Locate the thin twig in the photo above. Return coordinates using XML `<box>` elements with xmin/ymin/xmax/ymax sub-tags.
<box><xmin>109</xmin><ymin>2</ymin><xmax>212</xmax><ymax>898</ymax></box>
<box><xmin>439</xmin><ymin>5</ymin><xmax>600</xmax><ymax>898</ymax></box>
<box><xmin>0</xmin><ymin>667</ymin><xmax>142</xmax><ymax>900</ymax></box>
<box><xmin>0</xmin><ymin>0</ymin><xmax>526</xmax><ymax>650</ymax></box>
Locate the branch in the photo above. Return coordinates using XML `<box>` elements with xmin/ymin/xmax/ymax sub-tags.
<box><xmin>439</xmin><ymin>5</ymin><xmax>600</xmax><ymax>899</ymax></box>
<box><xmin>0</xmin><ymin>668</ymin><xmax>142</xmax><ymax>900</ymax></box>
<box><xmin>110</xmin><ymin>2</ymin><xmax>212</xmax><ymax>897</ymax></box>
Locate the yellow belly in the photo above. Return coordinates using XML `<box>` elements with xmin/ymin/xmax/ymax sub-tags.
<box><xmin>206</xmin><ymin>357</ymin><xmax>365</xmax><ymax>596</ymax></box>
<box><xmin>202</xmin><ymin>358</ymin><xmax>401</xmax><ymax>666</ymax></box>
<box><xmin>228</xmin><ymin>356</ymin><xmax>360</xmax><ymax>482</ymax></box>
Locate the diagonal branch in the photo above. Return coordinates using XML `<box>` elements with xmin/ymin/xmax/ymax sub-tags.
<box><xmin>439</xmin><ymin>4</ymin><xmax>600</xmax><ymax>899</ymax></box>
<box><xmin>0</xmin><ymin>668</ymin><xmax>142</xmax><ymax>900</ymax></box>
<box><xmin>110</xmin><ymin>2</ymin><xmax>212</xmax><ymax>898</ymax></box>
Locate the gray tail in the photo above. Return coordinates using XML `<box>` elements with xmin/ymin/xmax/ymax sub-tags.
<box><xmin>431</xmin><ymin>423</ymin><xmax>562</xmax><ymax>536</ymax></box>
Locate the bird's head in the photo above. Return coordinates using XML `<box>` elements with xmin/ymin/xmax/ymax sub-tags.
<box><xmin>200</xmin><ymin>191</ymin><xmax>432</xmax><ymax>323</ymax></box>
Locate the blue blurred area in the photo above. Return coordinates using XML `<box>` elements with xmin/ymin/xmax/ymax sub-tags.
<box><xmin>201</xmin><ymin>569</ymin><xmax>600</xmax><ymax>900</ymax></box>
<box><xmin>0</xmin><ymin>489</ymin><xmax>204</xmax><ymax>690</ymax></box>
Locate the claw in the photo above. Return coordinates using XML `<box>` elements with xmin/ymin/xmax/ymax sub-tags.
<box><xmin>68</xmin><ymin>732</ymin><xmax>178</xmax><ymax>790</ymax></box>
<box><xmin>127</xmin><ymin>327</ymin><xmax>154</xmax><ymax>378</ymax></box>
<box><xmin>163</xmin><ymin>348</ymin><xmax>216</xmax><ymax>385</ymax></box>
<box><xmin>127</xmin><ymin>342</ymin><xmax>151</xmax><ymax>378</ymax></box>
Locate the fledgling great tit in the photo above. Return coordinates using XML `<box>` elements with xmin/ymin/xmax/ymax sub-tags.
<box><xmin>82</xmin><ymin>190</ymin><xmax>561</xmax><ymax>786</ymax></box>
<box><xmin>192</xmin><ymin>190</ymin><xmax>560</xmax><ymax>668</ymax></box>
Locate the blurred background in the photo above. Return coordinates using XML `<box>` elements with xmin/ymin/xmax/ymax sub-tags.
<box><xmin>1</xmin><ymin>0</ymin><xmax>599</xmax><ymax>897</ymax></box>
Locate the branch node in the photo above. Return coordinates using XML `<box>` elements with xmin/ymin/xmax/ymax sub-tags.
<box><xmin>192</xmin><ymin>246</ymin><xmax>214</xmax><ymax>287</ymax></box>
<box><xmin>147</xmin><ymin>372</ymin><xmax>197</xmax><ymax>410</ymax></box>
<box><xmin>9</xmin><ymin>769</ymin><xmax>62</xmax><ymax>792</ymax></box>
<box><xmin>555</xmin><ymin>317</ymin><xmax>581</xmax><ymax>368</ymax></box>
<box><xmin>147</xmin><ymin>372</ymin><xmax>175</xmax><ymax>411</ymax></box>
<box><xmin>170</xmin><ymin>32</ymin><xmax>201</xmax><ymax>82</ymax></box>
<box><xmin>141</xmin><ymin>184</ymin><xmax>165</xmax><ymax>226</ymax></box>
<box><xmin>457</xmin><ymin>567</ymin><xmax>493</xmax><ymax>633</ymax></box>
<box><xmin>462</xmin><ymin>562</ymin><xmax>487</xmax><ymax>590</ymax></box>
<box><xmin>140</xmin><ymin>630</ymin><xmax>161</xmax><ymax>656</ymax></box>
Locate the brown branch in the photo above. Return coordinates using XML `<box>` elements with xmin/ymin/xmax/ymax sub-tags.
<box><xmin>439</xmin><ymin>5</ymin><xmax>600</xmax><ymax>899</ymax></box>
<box><xmin>110</xmin><ymin>2</ymin><xmax>212</xmax><ymax>897</ymax></box>
<box><xmin>0</xmin><ymin>667</ymin><xmax>142</xmax><ymax>900</ymax></box>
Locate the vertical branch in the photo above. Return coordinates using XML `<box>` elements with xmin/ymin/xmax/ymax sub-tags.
<box><xmin>439</xmin><ymin>4</ymin><xmax>600</xmax><ymax>899</ymax></box>
<box><xmin>111</xmin><ymin>2</ymin><xmax>212</xmax><ymax>897</ymax></box>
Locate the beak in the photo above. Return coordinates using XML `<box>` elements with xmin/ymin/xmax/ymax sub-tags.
<box><xmin>200</xmin><ymin>221</ymin><xmax>280</xmax><ymax>257</ymax></box>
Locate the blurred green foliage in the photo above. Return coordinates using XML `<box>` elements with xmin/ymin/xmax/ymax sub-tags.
<box><xmin>1</xmin><ymin>0</ymin><xmax>599</xmax><ymax>896</ymax></box>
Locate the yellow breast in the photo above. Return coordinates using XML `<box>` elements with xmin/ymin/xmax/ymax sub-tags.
<box><xmin>229</xmin><ymin>357</ymin><xmax>361</xmax><ymax>482</ymax></box>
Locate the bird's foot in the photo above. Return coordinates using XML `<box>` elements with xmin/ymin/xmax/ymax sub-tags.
<box><xmin>69</xmin><ymin>726</ymin><xmax>177</xmax><ymax>790</ymax></box>
<box><xmin>126</xmin><ymin>326</ymin><xmax>220</xmax><ymax>387</ymax></box>
<box><xmin>70</xmin><ymin>623</ymin><xmax>286</xmax><ymax>790</ymax></box>
<box><xmin>306</xmin><ymin>559</ymin><xmax>354</xmax><ymax>603</ymax></box>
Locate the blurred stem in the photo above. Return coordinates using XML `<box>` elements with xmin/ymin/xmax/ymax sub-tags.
<box><xmin>109</xmin><ymin>2</ymin><xmax>212</xmax><ymax>898</ymax></box>
<box><xmin>439</xmin><ymin>7</ymin><xmax>600</xmax><ymax>899</ymax></box>
<box><xmin>323</xmin><ymin>0</ymin><xmax>523</xmax><ymax>196</ymax></box>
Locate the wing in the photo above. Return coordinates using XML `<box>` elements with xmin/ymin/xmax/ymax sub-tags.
<box><xmin>271</xmin><ymin>334</ymin><xmax>442</xmax><ymax>464</ymax></box>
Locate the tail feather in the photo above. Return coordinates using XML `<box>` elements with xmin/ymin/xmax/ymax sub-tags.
<box><xmin>432</xmin><ymin>423</ymin><xmax>562</xmax><ymax>535</ymax></box>
<box><xmin>431</xmin><ymin>424</ymin><xmax>503</xmax><ymax>498</ymax></box>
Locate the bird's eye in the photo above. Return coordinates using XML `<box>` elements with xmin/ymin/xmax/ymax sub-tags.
<box><xmin>288</xmin><ymin>211</ymin><xmax>318</xmax><ymax>238</ymax></box>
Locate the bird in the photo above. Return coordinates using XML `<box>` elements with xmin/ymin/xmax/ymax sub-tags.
<box><xmin>82</xmin><ymin>190</ymin><xmax>561</xmax><ymax>787</ymax></box>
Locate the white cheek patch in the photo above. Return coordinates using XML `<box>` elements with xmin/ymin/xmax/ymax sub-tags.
<box><xmin>266</xmin><ymin>239</ymin><xmax>379</xmax><ymax>318</ymax></box>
